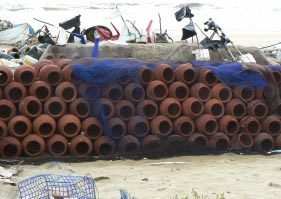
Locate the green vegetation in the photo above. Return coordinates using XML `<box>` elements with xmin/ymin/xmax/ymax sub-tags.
<box><xmin>172</xmin><ymin>189</ymin><xmax>225</xmax><ymax>199</ymax></box>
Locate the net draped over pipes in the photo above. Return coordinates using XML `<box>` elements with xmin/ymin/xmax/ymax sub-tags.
<box><xmin>1</xmin><ymin>57</ymin><xmax>281</xmax><ymax>160</ymax></box>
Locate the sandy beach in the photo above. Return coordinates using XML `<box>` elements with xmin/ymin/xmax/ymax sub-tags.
<box><xmin>2</xmin><ymin>153</ymin><xmax>281</xmax><ymax>199</ymax></box>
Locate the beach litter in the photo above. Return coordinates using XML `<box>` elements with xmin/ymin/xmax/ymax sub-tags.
<box><xmin>0</xmin><ymin>162</ymin><xmax>23</xmax><ymax>186</ymax></box>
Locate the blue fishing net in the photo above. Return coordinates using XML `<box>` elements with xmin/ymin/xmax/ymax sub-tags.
<box><xmin>72</xmin><ymin>58</ymin><xmax>179</xmax><ymax>85</ymax></box>
<box><xmin>191</xmin><ymin>60</ymin><xmax>271</xmax><ymax>88</ymax></box>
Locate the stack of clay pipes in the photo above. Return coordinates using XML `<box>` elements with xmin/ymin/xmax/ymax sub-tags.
<box><xmin>0</xmin><ymin>59</ymin><xmax>281</xmax><ymax>159</ymax></box>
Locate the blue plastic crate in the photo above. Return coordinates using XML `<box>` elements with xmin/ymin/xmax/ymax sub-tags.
<box><xmin>18</xmin><ymin>174</ymin><xmax>96</xmax><ymax>199</ymax></box>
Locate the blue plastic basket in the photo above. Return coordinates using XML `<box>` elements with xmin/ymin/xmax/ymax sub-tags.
<box><xmin>18</xmin><ymin>174</ymin><xmax>96</xmax><ymax>199</ymax></box>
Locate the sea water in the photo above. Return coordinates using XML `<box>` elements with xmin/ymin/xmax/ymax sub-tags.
<box><xmin>1</xmin><ymin>0</ymin><xmax>281</xmax><ymax>47</ymax></box>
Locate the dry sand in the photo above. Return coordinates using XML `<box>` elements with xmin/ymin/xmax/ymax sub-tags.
<box><xmin>1</xmin><ymin>153</ymin><xmax>281</xmax><ymax>199</ymax></box>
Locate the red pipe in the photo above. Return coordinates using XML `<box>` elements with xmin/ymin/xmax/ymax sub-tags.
<box><xmin>231</xmin><ymin>133</ymin><xmax>253</xmax><ymax>150</ymax></box>
<box><xmin>198</xmin><ymin>68</ymin><xmax>218</xmax><ymax>87</ymax></box>
<box><xmin>33</xmin><ymin>59</ymin><xmax>53</xmax><ymax>73</ymax></box>
<box><xmin>219</xmin><ymin>115</ymin><xmax>240</xmax><ymax>137</ymax></box>
<box><xmin>159</xmin><ymin>97</ymin><xmax>182</xmax><ymax>119</ymax></box>
<box><xmin>0</xmin><ymin>136</ymin><xmax>22</xmax><ymax>158</ymax></box>
<box><xmin>0</xmin><ymin>120</ymin><xmax>8</xmax><ymax>140</ymax></box>
<box><xmin>39</xmin><ymin>64</ymin><xmax>62</xmax><ymax>86</ymax></box>
<box><xmin>255</xmin><ymin>87</ymin><xmax>266</xmax><ymax>102</ymax></box>
<box><xmin>19</xmin><ymin>96</ymin><xmax>42</xmax><ymax>119</ymax></box>
<box><xmin>253</xmin><ymin>132</ymin><xmax>274</xmax><ymax>152</ymax></box>
<box><xmin>91</xmin><ymin>98</ymin><xmax>115</xmax><ymax>119</ymax></box>
<box><xmin>272</xmin><ymin>70</ymin><xmax>281</xmax><ymax>85</ymax></box>
<box><xmin>138</xmin><ymin>66</ymin><xmax>153</xmax><ymax>86</ymax></box>
<box><xmin>69</xmin><ymin>98</ymin><xmax>90</xmax><ymax>119</ymax></box>
<box><xmin>29</xmin><ymin>80</ymin><xmax>52</xmax><ymax>102</ymax></box>
<box><xmin>173</xmin><ymin>116</ymin><xmax>195</xmax><ymax>137</ymax></box>
<box><xmin>93</xmin><ymin>136</ymin><xmax>116</xmax><ymax>157</ymax></box>
<box><xmin>208</xmin><ymin>132</ymin><xmax>230</xmax><ymax>151</ymax></box>
<box><xmin>261</xmin><ymin>115</ymin><xmax>281</xmax><ymax>136</ymax></box>
<box><xmin>233</xmin><ymin>85</ymin><xmax>255</xmax><ymax>102</ymax></box>
<box><xmin>118</xmin><ymin>135</ymin><xmax>140</xmax><ymax>154</ymax></box>
<box><xmin>8</xmin><ymin>115</ymin><xmax>32</xmax><ymax>138</ymax></box>
<box><xmin>47</xmin><ymin>134</ymin><xmax>68</xmax><ymax>156</ymax></box>
<box><xmin>141</xmin><ymin>135</ymin><xmax>161</xmax><ymax>152</ymax></box>
<box><xmin>43</xmin><ymin>96</ymin><xmax>67</xmax><ymax>119</ymax></box>
<box><xmin>14</xmin><ymin>65</ymin><xmax>37</xmax><ymax>86</ymax></box>
<box><xmin>190</xmin><ymin>82</ymin><xmax>211</xmax><ymax>102</ymax></box>
<box><xmin>195</xmin><ymin>114</ymin><xmax>218</xmax><ymax>136</ymax></box>
<box><xmin>151</xmin><ymin>115</ymin><xmax>173</xmax><ymax>137</ymax></box>
<box><xmin>82</xmin><ymin>117</ymin><xmax>103</xmax><ymax>140</ymax></box>
<box><xmin>274</xmin><ymin>134</ymin><xmax>281</xmax><ymax>149</ymax></box>
<box><xmin>162</xmin><ymin>134</ymin><xmax>186</xmax><ymax>152</ymax></box>
<box><xmin>4</xmin><ymin>81</ymin><xmax>27</xmax><ymax>103</ymax></box>
<box><xmin>246</xmin><ymin>99</ymin><xmax>269</xmax><ymax>119</ymax></box>
<box><xmin>107</xmin><ymin>117</ymin><xmax>126</xmax><ymax>140</ymax></box>
<box><xmin>78</xmin><ymin>82</ymin><xmax>101</xmax><ymax>101</ymax></box>
<box><xmin>187</xmin><ymin>133</ymin><xmax>208</xmax><ymax>147</ymax></box>
<box><xmin>58</xmin><ymin>114</ymin><xmax>81</xmax><ymax>138</ymax></box>
<box><xmin>146</xmin><ymin>80</ymin><xmax>168</xmax><ymax>102</ymax></box>
<box><xmin>225</xmin><ymin>99</ymin><xmax>246</xmax><ymax>119</ymax></box>
<box><xmin>33</xmin><ymin>114</ymin><xmax>56</xmax><ymax>138</ymax></box>
<box><xmin>168</xmin><ymin>81</ymin><xmax>189</xmax><ymax>102</ymax></box>
<box><xmin>240</xmin><ymin>116</ymin><xmax>261</xmax><ymax>136</ymax></box>
<box><xmin>115</xmin><ymin>100</ymin><xmax>135</xmax><ymax>121</ymax></box>
<box><xmin>0</xmin><ymin>99</ymin><xmax>16</xmax><ymax>122</ymax></box>
<box><xmin>204</xmin><ymin>98</ymin><xmax>225</xmax><ymax>119</ymax></box>
<box><xmin>22</xmin><ymin>134</ymin><xmax>46</xmax><ymax>157</ymax></box>
<box><xmin>56</xmin><ymin>58</ymin><xmax>73</xmax><ymax>69</ymax></box>
<box><xmin>136</xmin><ymin>99</ymin><xmax>158</xmax><ymax>120</ymax></box>
<box><xmin>103</xmin><ymin>83</ymin><xmax>123</xmax><ymax>103</ymax></box>
<box><xmin>55</xmin><ymin>81</ymin><xmax>78</xmax><ymax>103</ymax></box>
<box><xmin>182</xmin><ymin>97</ymin><xmax>204</xmax><ymax>119</ymax></box>
<box><xmin>62</xmin><ymin>65</ymin><xmax>82</xmax><ymax>85</ymax></box>
<box><xmin>211</xmin><ymin>83</ymin><xmax>232</xmax><ymax>103</ymax></box>
<box><xmin>174</xmin><ymin>63</ymin><xmax>197</xmax><ymax>85</ymax></box>
<box><xmin>153</xmin><ymin>64</ymin><xmax>175</xmax><ymax>84</ymax></box>
<box><xmin>0</xmin><ymin>65</ymin><xmax>13</xmax><ymax>87</ymax></box>
<box><xmin>124</xmin><ymin>83</ymin><xmax>145</xmax><ymax>103</ymax></box>
<box><xmin>69</xmin><ymin>135</ymin><xmax>93</xmax><ymax>156</ymax></box>
<box><xmin>127</xmin><ymin>116</ymin><xmax>149</xmax><ymax>138</ymax></box>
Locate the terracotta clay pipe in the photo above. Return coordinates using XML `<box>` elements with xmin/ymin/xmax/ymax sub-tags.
<box><xmin>22</xmin><ymin>134</ymin><xmax>46</xmax><ymax>157</ymax></box>
<box><xmin>69</xmin><ymin>135</ymin><xmax>93</xmax><ymax>156</ymax></box>
<box><xmin>93</xmin><ymin>136</ymin><xmax>116</xmax><ymax>157</ymax></box>
<box><xmin>195</xmin><ymin>114</ymin><xmax>218</xmax><ymax>136</ymax></box>
<box><xmin>127</xmin><ymin>116</ymin><xmax>149</xmax><ymax>138</ymax></box>
<box><xmin>8</xmin><ymin>115</ymin><xmax>32</xmax><ymax>139</ymax></box>
<box><xmin>136</xmin><ymin>99</ymin><xmax>158</xmax><ymax>120</ymax></box>
<box><xmin>181</xmin><ymin>97</ymin><xmax>204</xmax><ymax>119</ymax></box>
<box><xmin>146</xmin><ymin>80</ymin><xmax>168</xmax><ymax>102</ymax></box>
<box><xmin>14</xmin><ymin>65</ymin><xmax>37</xmax><ymax>86</ymax></box>
<box><xmin>47</xmin><ymin>134</ymin><xmax>68</xmax><ymax>156</ymax></box>
<box><xmin>211</xmin><ymin>83</ymin><xmax>232</xmax><ymax>103</ymax></box>
<box><xmin>0</xmin><ymin>65</ymin><xmax>13</xmax><ymax>87</ymax></box>
<box><xmin>240</xmin><ymin>116</ymin><xmax>261</xmax><ymax>136</ymax></box>
<box><xmin>19</xmin><ymin>96</ymin><xmax>42</xmax><ymax>119</ymax></box>
<box><xmin>0</xmin><ymin>136</ymin><xmax>22</xmax><ymax>158</ymax></box>
<box><xmin>58</xmin><ymin>114</ymin><xmax>81</xmax><ymax>138</ymax></box>
<box><xmin>28</xmin><ymin>80</ymin><xmax>52</xmax><ymax>102</ymax></box>
<box><xmin>153</xmin><ymin>63</ymin><xmax>175</xmax><ymax>85</ymax></box>
<box><xmin>118</xmin><ymin>135</ymin><xmax>140</xmax><ymax>154</ymax></box>
<box><xmin>174</xmin><ymin>63</ymin><xmax>197</xmax><ymax>85</ymax></box>
<box><xmin>159</xmin><ymin>97</ymin><xmax>182</xmax><ymax>119</ymax></box>
<box><xmin>253</xmin><ymin>132</ymin><xmax>274</xmax><ymax>152</ymax></box>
